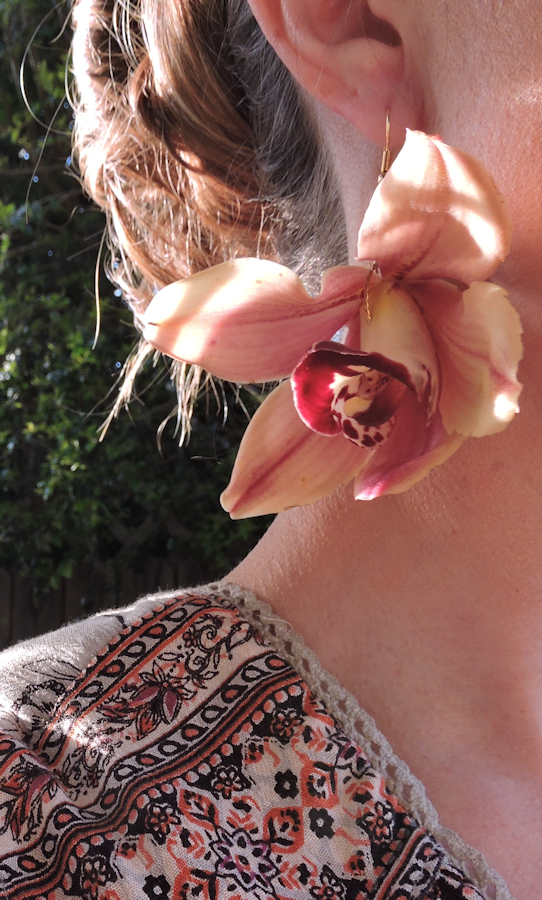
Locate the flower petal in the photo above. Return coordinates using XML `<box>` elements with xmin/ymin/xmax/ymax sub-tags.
<box><xmin>221</xmin><ymin>380</ymin><xmax>366</xmax><ymax>518</ymax></box>
<box><xmin>143</xmin><ymin>258</ymin><xmax>367</xmax><ymax>382</ymax></box>
<box><xmin>412</xmin><ymin>280</ymin><xmax>523</xmax><ymax>437</ymax></box>
<box><xmin>361</xmin><ymin>281</ymin><xmax>439</xmax><ymax>416</ymax></box>
<box><xmin>354</xmin><ymin>390</ymin><xmax>465</xmax><ymax>500</ymax></box>
<box><xmin>291</xmin><ymin>341</ymin><xmax>413</xmax><ymax>435</ymax></box>
<box><xmin>357</xmin><ymin>130</ymin><xmax>511</xmax><ymax>284</ymax></box>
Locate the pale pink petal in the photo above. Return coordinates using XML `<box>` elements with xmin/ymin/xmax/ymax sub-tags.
<box><xmin>412</xmin><ymin>280</ymin><xmax>523</xmax><ymax>437</ymax></box>
<box><xmin>357</xmin><ymin>130</ymin><xmax>511</xmax><ymax>284</ymax></box>
<box><xmin>354</xmin><ymin>390</ymin><xmax>465</xmax><ymax>500</ymax></box>
<box><xmin>361</xmin><ymin>282</ymin><xmax>439</xmax><ymax>416</ymax></box>
<box><xmin>143</xmin><ymin>258</ymin><xmax>367</xmax><ymax>382</ymax></box>
<box><xmin>220</xmin><ymin>380</ymin><xmax>366</xmax><ymax>518</ymax></box>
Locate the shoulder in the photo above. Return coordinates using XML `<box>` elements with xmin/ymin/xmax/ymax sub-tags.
<box><xmin>0</xmin><ymin>584</ymin><xmax>491</xmax><ymax>900</ymax></box>
<box><xmin>0</xmin><ymin>590</ymin><xmax>182</xmax><ymax>739</ymax></box>
<box><xmin>0</xmin><ymin>585</ymin><xmax>257</xmax><ymax>742</ymax></box>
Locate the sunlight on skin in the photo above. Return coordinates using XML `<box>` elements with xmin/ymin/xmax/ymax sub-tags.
<box><xmin>494</xmin><ymin>392</ymin><xmax>519</xmax><ymax>422</ymax></box>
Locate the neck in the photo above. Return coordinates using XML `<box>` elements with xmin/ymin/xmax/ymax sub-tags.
<box><xmin>229</xmin><ymin>417</ymin><xmax>542</xmax><ymax>775</ymax></box>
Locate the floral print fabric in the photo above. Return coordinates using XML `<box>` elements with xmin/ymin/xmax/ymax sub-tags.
<box><xmin>0</xmin><ymin>591</ymin><xmax>486</xmax><ymax>899</ymax></box>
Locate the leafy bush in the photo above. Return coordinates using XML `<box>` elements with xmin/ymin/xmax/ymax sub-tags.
<box><xmin>0</xmin><ymin>0</ymin><xmax>272</xmax><ymax>605</ymax></box>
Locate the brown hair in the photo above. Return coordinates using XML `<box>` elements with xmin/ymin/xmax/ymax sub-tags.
<box><xmin>71</xmin><ymin>0</ymin><xmax>346</xmax><ymax>430</ymax></box>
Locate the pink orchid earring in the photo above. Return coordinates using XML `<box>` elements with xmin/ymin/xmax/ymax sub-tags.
<box><xmin>143</xmin><ymin>123</ymin><xmax>523</xmax><ymax>518</ymax></box>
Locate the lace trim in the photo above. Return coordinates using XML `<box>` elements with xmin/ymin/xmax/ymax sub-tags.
<box><xmin>216</xmin><ymin>581</ymin><xmax>515</xmax><ymax>900</ymax></box>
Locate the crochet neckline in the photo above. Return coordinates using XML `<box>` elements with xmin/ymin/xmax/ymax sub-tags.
<box><xmin>217</xmin><ymin>581</ymin><xmax>515</xmax><ymax>900</ymax></box>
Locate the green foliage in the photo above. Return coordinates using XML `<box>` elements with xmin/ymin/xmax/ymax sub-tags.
<box><xmin>0</xmin><ymin>0</ymin><xmax>272</xmax><ymax>605</ymax></box>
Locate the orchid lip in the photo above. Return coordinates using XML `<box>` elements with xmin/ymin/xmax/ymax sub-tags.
<box><xmin>291</xmin><ymin>341</ymin><xmax>416</xmax><ymax>447</ymax></box>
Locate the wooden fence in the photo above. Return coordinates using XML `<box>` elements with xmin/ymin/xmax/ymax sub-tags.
<box><xmin>0</xmin><ymin>558</ymin><xmax>205</xmax><ymax>650</ymax></box>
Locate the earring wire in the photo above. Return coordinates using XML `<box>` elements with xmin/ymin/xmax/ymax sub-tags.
<box><xmin>364</xmin><ymin>112</ymin><xmax>392</xmax><ymax>320</ymax></box>
<box><xmin>378</xmin><ymin>110</ymin><xmax>391</xmax><ymax>183</ymax></box>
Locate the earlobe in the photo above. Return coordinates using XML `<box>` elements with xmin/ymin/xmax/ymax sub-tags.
<box><xmin>246</xmin><ymin>0</ymin><xmax>422</xmax><ymax>145</ymax></box>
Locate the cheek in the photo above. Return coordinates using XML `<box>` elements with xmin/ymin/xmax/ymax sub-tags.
<box><xmin>413</xmin><ymin>0</ymin><xmax>542</xmax><ymax>147</ymax></box>
<box><xmin>412</xmin><ymin>0</ymin><xmax>542</xmax><ymax>287</ymax></box>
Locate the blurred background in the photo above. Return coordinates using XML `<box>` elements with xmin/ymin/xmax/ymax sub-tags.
<box><xmin>0</xmin><ymin>0</ymin><xmax>272</xmax><ymax>649</ymax></box>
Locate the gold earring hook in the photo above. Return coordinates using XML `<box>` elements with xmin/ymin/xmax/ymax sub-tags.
<box><xmin>363</xmin><ymin>261</ymin><xmax>378</xmax><ymax>322</ymax></box>
<box><xmin>364</xmin><ymin>112</ymin><xmax>391</xmax><ymax>320</ymax></box>
<box><xmin>378</xmin><ymin>110</ymin><xmax>391</xmax><ymax>183</ymax></box>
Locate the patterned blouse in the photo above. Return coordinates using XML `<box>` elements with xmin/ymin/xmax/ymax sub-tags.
<box><xmin>0</xmin><ymin>585</ymin><xmax>513</xmax><ymax>900</ymax></box>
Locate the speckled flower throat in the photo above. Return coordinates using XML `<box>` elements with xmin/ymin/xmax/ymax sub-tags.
<box><xmin>331</xmin><ymin>366</ymin><xmax>396</xmax><ymax>448</ymax></box>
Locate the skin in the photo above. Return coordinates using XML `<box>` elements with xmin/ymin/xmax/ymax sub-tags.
<box><xmin>228</xmin><ymin>1</ymin><xmax>542</xmax><ymax>896</ymax></box>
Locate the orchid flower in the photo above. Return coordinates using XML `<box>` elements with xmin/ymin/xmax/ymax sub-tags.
<box><xmin>143</xmin><ymin>130</ymin><xmax>522</xmax><ymax>518</ymax></box>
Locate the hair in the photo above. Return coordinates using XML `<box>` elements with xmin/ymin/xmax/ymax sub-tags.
<box><xmin>71</xmin><ymin>0</ymin><xmax>347</xmax><ymax>434</ymax></box>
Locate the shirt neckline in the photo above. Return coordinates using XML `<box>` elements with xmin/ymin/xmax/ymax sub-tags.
<box><xmin>217</xmin><ymin>580</ymin><xmax>515</xmax><ymax>900</ymax></box>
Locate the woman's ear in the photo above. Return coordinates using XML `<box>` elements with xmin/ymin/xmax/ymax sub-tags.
<box><xmin>246</xmin><ymin>0</ymin><xmax>422</xmax><ymax>145</ymax></box>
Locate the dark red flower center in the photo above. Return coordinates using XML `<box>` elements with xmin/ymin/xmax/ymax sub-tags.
<box><xmin>292</xmin><ymin>341</ymin><xmax>413</xmax><ymax>449</ymax></box>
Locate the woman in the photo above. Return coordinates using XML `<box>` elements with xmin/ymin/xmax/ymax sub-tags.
<box><xmin>0</xmin><ymin>1</ymin><xmax>538</xmax><ymax>897</ymax></box>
